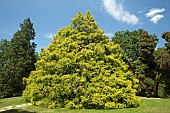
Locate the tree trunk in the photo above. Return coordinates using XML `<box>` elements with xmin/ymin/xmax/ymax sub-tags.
<box><xmin>126</xmin><ymin>59</ymin><xmax>153</xmax><ymax>97</ymax></box>
<box><xmin>139</xmin><ymin>81</ymin><xmax>152</xmax><ymax>97</ymax></box>
<box><xmin>153</xmin><ymin>78</ymin><xmax>159</xmax><ymax>97</ymax></box>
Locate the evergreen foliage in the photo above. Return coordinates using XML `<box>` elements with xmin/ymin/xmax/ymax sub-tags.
<box><xmin>0</xmin><ymin>39</ymin><xmax>12</xmax><ymax>98</ymax></box>
<box><xmin>0</xmin><ymin>18</ymin><xmax>36</xmax><ymax>98</ymax></box>
<box><xmin>139</xmin><ymin>31</ymin><xmax>158</xmax><ymax>97</ymax></box>
<box><xmin>154</xmin><ymin>32</ymin><xmax>170</xmax><ymax>97</ymax></box>
<box><xmin>23</xmin><ymin>11</ymin><xmax>141</xmax><ymax>109</ymax></box>
<box><xmin>162</xmin><ymin>32</ymin><xmax>170</xmax><ymax>51</ymax></box>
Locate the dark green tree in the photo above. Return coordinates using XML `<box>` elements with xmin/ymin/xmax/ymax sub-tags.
<box><xmin>0</xmin><ymin>39</ymin><xmax>13</xmax><ymax>98</ymax></box>
<box><xmin>162</xmin><ymin>32</ymin><xmax>170</xmax><ymax>51</ymax></box>
<box><xmin>154</xmin><ymin>32</ymin><xmax>170</xmax><ymax>97</ymax></box>
<box><xmin>112</xmin><ymin>30</ymin><xmax>158</xmax><ymax>97</ymax></box>
<box><xmin>23</xmin><ymin>11</ymin><xmax>141</xmax><ymax>109</ymax></box>
<box><xmin>0</xmin><ymin>18</ymin><xmax>36</xmax><ymax>98</ymax></box>
<box><xmin>139</xmin><ymin>31</ymin><xmax>158</xmax><ymax>97</ymax></box>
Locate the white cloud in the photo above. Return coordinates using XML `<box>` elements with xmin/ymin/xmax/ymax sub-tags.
<box><xmin>150</xmin><ymin>14</ymin><xmax>164</xmax><ymax>24</ymax></box>
<box><xmin>44</xmin><ymin>33</ymin><xmax>55</xmax><ymax>39</ymax></box>
<box><xmin>138</xmin><ymin>7</ymin><xmax>148</xmax><ymax>14</ymax></box>
<box><xmin>102</xmin><ymin>0</ymin><xmax>139</xmax><ymax>25</ymax></box>
<box><xmin>146</xmin><ymin>8</ymin><xmax>165</xmax><ymax>18</ymax></box>
<box><xmin>145</xmin><ymin>8</ymin><xmax>165</xmax><ymax>24</ymax></box>
<box><xmin>138</xmin><ymin>10</ymin><xmax>145</xmax><ymax>14</ymax></box>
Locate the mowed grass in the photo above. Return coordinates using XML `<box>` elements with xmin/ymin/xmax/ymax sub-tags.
<box><xmin>0</xmin><ymin>97</ymin><xmax>27</xmax><ymax>108</ymax></box>
<box><xmin>0</xmin><ymin>97</ymin><xmax>170</xmax><ymax>113</ymax></box>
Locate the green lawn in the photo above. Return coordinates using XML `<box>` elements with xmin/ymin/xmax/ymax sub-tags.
<box><xmin>0</xmin><ymin>97</ymin><xmax>170</xmax><ymax>113</ymax></box>
<box><xmin>0</xmin><ymin>97</ymin><xmax>27</xmax><ymax>108</ymax></box>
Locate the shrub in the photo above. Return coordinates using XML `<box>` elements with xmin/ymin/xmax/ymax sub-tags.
<box><xmin>22</xmin><ymin>11</ymin><xmax>141</xmax><ymax>109</ymax></box>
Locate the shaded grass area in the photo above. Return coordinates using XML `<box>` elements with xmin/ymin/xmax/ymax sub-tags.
<box><xmin>0</xmin><ymin>109</ymin><xmax>36</xmax><ymax>113</ymax></box>
<box><xmin>1</xmin><ymin>97</ymin><xmax>170</xmax><ymax>113</ymax></box>
<box><xmin>0</xmin><ymin>97</ymin><xmax>27</xmax><ymax>108</ymax></box>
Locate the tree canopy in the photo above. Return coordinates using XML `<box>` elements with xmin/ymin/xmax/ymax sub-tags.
<box><xmin>0</xmin><ymin>39</ymin><xmax>12</xmax><ymax>98</ymax></box>
<box><xmin>154</xmin><ymin>32</ymin><xmax>170</xmax><ymax>97</ymax></box>
<box><xmin>112</xmin><ymin>29</ymin><xmax>170</xmax><ymax>97</ymax></box>
<box><xmin>0</xmin><ymin>18</ymin><xmax>36</xmax><ymax>98</ymax></box>
<box><xmin>22</xmin><ymin>11</ymin><xmax>141</xmax><ymax>109</ymax></box>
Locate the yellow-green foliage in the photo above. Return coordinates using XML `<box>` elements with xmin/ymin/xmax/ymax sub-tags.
<box><xmin>22</xmin><ymin>11</ymin><xmax>141</xmax><ymax>109</ymax></box>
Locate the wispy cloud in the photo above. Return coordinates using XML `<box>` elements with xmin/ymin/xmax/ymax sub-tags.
<box><xmin>145</xmin><ymin>8</ymin><xmax>165</xmax><ymax>24</ymax></box>
<box><xmin>150</xmin><ymin>14</ymin><xmax>164</xmax><ymax>24</ymax></box>
<box><xmin>138</xmin><ymin>10</ymin><xmax>145</xmax><ymax>14</ymax></box>
<box><xmin>102</xmin><ymin>0</ymin><xmax>139</xmax><ymax>25</ymax></box>
<box><xmin>146</xmin><ymin>8</ymin><xmax>165</xmax><ymax>17</ymax></box>
<box><xmin>44</xmin><ymin>33</ymin><xmax>55</xmax><ymax>39</ymax></box>
<box><xmin>138</xmin><ymin>7</ymin><xmax>148</xmax><ymax>14</ymax></box>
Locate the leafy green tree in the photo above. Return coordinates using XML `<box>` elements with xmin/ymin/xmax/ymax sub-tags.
<box><xmin>112</xmin><ymin>30</ymin><xmax>143</xmax><ymax>61</ymax></box>
<box><xmin>23</xmin><ymin>11</ymin><xmax>141</xmax><ymax>109</ymax></box>
<box><xmin>0</xmin><ymin>18</ymin><xmax>36</xmax><ymax>98</ymax></box>
<box><xmin>112</xmin><ymin>30</ymin><xmax>158</xmax><ymax>97</ymax></box>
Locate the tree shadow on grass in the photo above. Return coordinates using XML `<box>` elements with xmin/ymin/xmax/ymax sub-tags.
<box><xmin>1</xmin><ymin>109</ymin><xmax>36</xmax><ymax>113</ymax></box>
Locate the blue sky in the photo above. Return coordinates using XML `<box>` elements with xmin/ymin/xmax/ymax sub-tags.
<box><xmin>0</xmin><ymin>0</ymin><xmax>170</xmax><ymax>52</ymax></box>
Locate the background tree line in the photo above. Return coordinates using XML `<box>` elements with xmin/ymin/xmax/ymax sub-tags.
<box><xmin>0</xmin><ymin>14</ymin><xmax>170</xmax><ymax>101</ymax></box>
<box><xmin>112</xmin><ymin>30</ymin><xmax>170</xmax><ymax>97</ymax></box>
<box><xmin>0</xmin><ymin>18</ymin><xmax>37</xmax><ymax>98</ymax></box>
